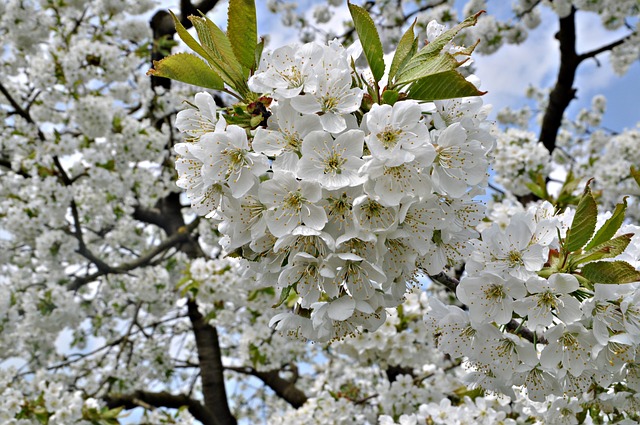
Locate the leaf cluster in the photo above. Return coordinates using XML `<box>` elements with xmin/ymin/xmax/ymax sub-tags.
<box><xmin>545</xmin><ymin>180</ymin><xmax>638</xmax><ymax>289</ymax></box>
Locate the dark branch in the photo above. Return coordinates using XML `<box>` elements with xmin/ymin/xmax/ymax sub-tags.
<box><xmin>187</xmin><ymin>299</ymin><xmax>237</xmax><ymax>425</ymax></box>
<box><xmin>104</xmin><ymin>390</ymin><xmax>217</xmax><ymax>425</ymax></box>
<box><xmin>227</xmin><ymin>366</ymin><xmax>308</xmax><ymax>408</ymax></box>
<box><xmin>133</xmin><ymin>192</ymin><xmax>187</xmax><ymax>236</ymax></box>
<box><xmin>578</xmin><ymin>32</ymin><xmax>635</xmax><ymax>62</ymax></box>
<box><xmin>539</xmin><ymin>8</ymin><xmax>579</xmax><ymax>154</ymax></box>
<box><xmin>538</xmin><ymin>11</ymin><xmax>636</xmax><ymax>154</ymax></box>
<box><xmin>429</xmin><ymin>272</ymin><xmax>459</xmax><ymax>292</ymax></box>
<box><xmin>0</xmin><ymin>81</ymin><xmax>46</xmax><ymax>141</ymax></box>
<box><xmin>67</xmin><ymin>218</ymin><xmax>199</xmax><ymax>291</ymax></box>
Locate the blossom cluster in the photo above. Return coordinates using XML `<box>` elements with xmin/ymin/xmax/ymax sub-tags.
<box><xmin>492</xmin><ymin>128</ymin><xmax>551</xmax><ymax>196</ymax></box>
<box><xmin>174</xmin><ymin>39</ymin><xmax>493</xmax><ymax>341</ymax></box>
<box><xmin>426</xmin><ymin>200</ymin><xmax>640</xmax><ymax>404</ymax></box>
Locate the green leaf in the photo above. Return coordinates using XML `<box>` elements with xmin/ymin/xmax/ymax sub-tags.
<box><xmin>555</xmin><ymin>169</ymin><xmax>581</xmax><ymax>207</ymax></box>
<box><xmin>573</xmin><ymin>233</ymin><xmax>633</xmax><ymax>265</ymax></box>
<box><xmin>147</xmin><ymin>53</ymin><xmax>224</xmax><ymax>90</ymax></box>
<box><xmin>189</xmin><ymin>15</ymin><xmax>247</xmax><ymax>93</ymax></box>
<box><xmin>389</xmin><ymin>19</ymin><xmax>416</xmax><ymax>82</ymax></box>
<box><xmin>381</xmin><ymin>89</ymin><xmax>399</xmax><ymax>105</ymax></box>
<box><xmin>581</xmin><ymin>260</ymin><xmax>640</xmax><ymax>284</ymax></box>
<box><xmin>255</xmin><ymin>37</ymin><xmax>265</xmax><ymax>69</ymax></box>
<box><xmin>631</xmin><ymin>166</ymin><xmax>640</xmax><ymax>188</ymax></box>
<box><xmin>564</xmin><ymin>180</ymin><xmax>598</xmax><ymax>252</ymax></box>
<box><xmin>525</xmin><ymin>181</ymin><xmax>549</xmax><ymax>201</ymax></box>
<box><xmin>272</xmin><ymin>284</ymin><xmax>294</xmax><ymax>308</ymax></box>
<box><xmin>395</xmin><ymin>11</ymin><xmax>482</xmax><ymax>84</ymax></box>
<box><xmin>169</xmin><ymin>11</ymin><xmax>210</xmax><ymax>61</ymax></box>
<box><xmin>228</xmin><ymin>0</ymin><xmax>258</xmax><ymax>70</ymax></box>
<box><xmin>348</xmin><ymin>2</ymin><xmax>385</xmax><ymax>83</ymax></box>
<box><xmin>584</xmin><ymin>197</ymin><xmax>628</xmax><ymax>251</ymax></box>
<box><xmin>407</xmin><ymin>70</ymin><xmax>485</xmax><ymax>101</ymax></box>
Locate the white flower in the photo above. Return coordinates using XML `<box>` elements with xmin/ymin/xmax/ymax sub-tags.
<box><xmin>541</xmin><ymin>323</ymin><xmax>594</xmax><ymax>377</ymax></box>
<box><xmin>513</xmin><ymin>274</ymin><xmax>582</xmax><ymax>330</ymax></box>
<box><xmin>363</xmin><ymin>101</ymin><xmax>431</xmax><ymax>166</ymax></box>
<box><xmin>174</xmin><ymin>142</ymin><xmax>227</xmax><ymax>217</ymax></box>
<box><xmin>218</xmin><ymin>188</ymin><xmax>267</xmax><ymax>251</ymax></box>
<box><xmin>468</xmin><ymin>215</ymin><xmax>548</xmax><ymax>280</ymax></box>
<box><xmin>252</xmin><ymin>100</ymin><xmax>322</xmax><ymax>173</ymax></box>
<box><xmin>296</xmin><ymin>129</ymin><xmax>366</xmax><ymax>189</ymax></box>
<box><xmin>279</xmin><ymin>252</ymin><xmax>325</xmax><ymax>306</ymax></box>
<box><xmin>259</xmin><ymin>172</ymin><xmax>327</xmax><ymax>237</ymax></box>
<box><xmin>200</xmin><ymin>125</ymin><xmax>270</xmax><ymax>198</ymax></box>
<box><xmin>457</xmin><ymin>272</ymin><xmax>526</xmax><ymax>325</ymax></box>
<box><xmin>291</xmin><ymin>68</ymin><xmax>363</xmax><ymax>133</ymax></box>
<box><xmin>361</xmin><ymin>159</ymin><xmax>433</xmax><ymax>207</ymax></box>
<box><xmin>352</xmin><ymin>195</ymin><xmax>398</xmax><ymax>233</ymax></box>
<box><xmin>248</xmin><ymin>43</ymin><xmax>322</xmax><ymax>99</ymax></box>
<box><xmin>175</xmin><ymin>91</ymin><xmax>223</xmax><ymax>138</ymax></box>
<box><xmin>621</xmin><ymin>290</ymin><xmax>640</xmax><ymax>340</ymax></box>
<box><xmin>322</xmin><ymin>252</ymin><xmax>386</xmax><ymax>301</ymax></box>
<box><xmin>430</xmin><ymin>122</ymin><xmax>488</xmax><ymax>197</ymax></box>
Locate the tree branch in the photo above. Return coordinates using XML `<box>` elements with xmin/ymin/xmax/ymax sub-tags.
<box><xmin>539</xmin><ymin>8</ymin><xmax>579</xmax><ymax>154</ymax></box>
<box><xmin>67</xmin><ymin>218</ymin><xmax>199</xmax><ymax>291</ymax></box>
<box><xmin>0</xmin><ymin>80</ymin><xmax>46</xmax><ymax>141</ymax></box>
<box><xmin>429</xmin><ymin>272</ymin><xmax>459</xmax><ymax>293</ymax></box>
<box><xmin>133</xmin><ymin>192</ymin><xmax>187</xmax><ymax>236</ymax></box>
<box><xmin>226</xmin><ymin>365</ymin><xmax>308</xmax><ymax>408</ymax></box>
<box><xmin>578</xmin><ymin>32</ymin><xmax>635</xmax><ymax>63</ymax></box>
<box><xmin>538</xmin><ymin>11</ymin><xmax>636</xmax><ymax>154</ymax></box>
<box><xmin>187</xmin><ymin>299</ymin><xmax>237</xmax><ymax>425</ymax></box>
<box><xmin>104</xmin><ymin>390</ymin><xmax>217</xmax><ymax>425</ymax></box>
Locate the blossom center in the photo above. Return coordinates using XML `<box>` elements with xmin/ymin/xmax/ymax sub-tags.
<box><xmin>507</xmin><ymin>250</ymin><xmax>524</xmax><ymax>267</ymax></box>
<box><xmin>537</xmin><ymin>290</ymin><xmax>557</xmax><ymax>309</ymax></box>
<box><xmin>377</xmin><ymin>126</ymin><xmax>403</xmax><ymax>149</ymax></box>
<box><xmin>321</xmin><ymin>95</ymin><xmax>339</xmax><ymax>112</ymax></box>
<box><xmin>327</xmin><ymin>192</ymin><xmax>351</xmax><ymax>222</ymax></box>
<box><xmin>559</xmin><ymin>332</ymin><xmax>578</xmax><ymax>349</ymax></box>
<box><xmin>283</xmin><ymin>66</ymin><xmax>304</xmax><ymax>87</ymax></box>
<box><xmin>484</xmin><ymin>283</ymin><xmax>506</xmax><ymax>301</ymax></box>
<box><xmin>283</xmin><ymin>131</ymin><xmax>302</xmax><ymax>152</ymax></box>
<box><xmin>283</xmin><ymin>191</ymin><xmax>305</xmax><ymax>212</ymax></box>
<box><xmin>323</xmin><ymin>151</ymin><xmax>346</xmax><ymax>174</ymax></box>
<box><xmin>224</xmin><ymin>148</ymin><xmax>248</xmax><ymax>173</ymax></box>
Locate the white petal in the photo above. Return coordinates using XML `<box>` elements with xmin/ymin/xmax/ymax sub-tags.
<box><xmin>327</xmin><ymin>296</ymin><xmax>356</xmax><ymax>321</ymax></box>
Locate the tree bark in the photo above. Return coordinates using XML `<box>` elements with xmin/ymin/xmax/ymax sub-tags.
<box><xmin>188</xmin><ymin>299</ymin><xmax>237</xmax><ymax>425</ymax></box>
<box><xmin>538</xmin><ymin>8</ymin><xmax>579</xmax><ymax>154</ymax></box>
<box><xmin>105</xmin><ymin>391</ymin><xmax>218</xmax><ymax>425</ymax></box>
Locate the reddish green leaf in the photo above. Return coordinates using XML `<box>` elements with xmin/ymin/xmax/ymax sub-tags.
<box><xmin>147</xmin><ymin>53</ymin><xmax>224</xmax><ymax>90</ymax></box>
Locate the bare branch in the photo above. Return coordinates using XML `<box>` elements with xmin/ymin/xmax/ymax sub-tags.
<box><xmin>429</xmin><ymin>272</ymin><xmax>459</xmax><ymax>292</ymax></box>
<box><xmin>104</xmin><ymin>390</ymin><xmax>217</xmax><ymax>425</ymax></box>
<box><xmin>538</xmin><ymin>11</ymin><xmax>636</xmax><ymax>154</ymax></box>
<box><xmin>578</xmin><ymin>32</ymin><xmax>635</xmax><ymax>63</ymax></box>
<box><xmin>67</xmin><ymin>218</ymin><xmax>199</xmax><ymax>291</ymax></box>
<box><xmin>539</xmin><ymin>8</ymin><xmax>579</xmax><ymax>153</ymax></box>
<box><xmin>0</xmin><ymin>80</ymin><xmax>46</xmax><ymax>141</ymax></box>
<box><xmin>226</xmin><ymin>365</ymin><xmax>308</xmax><ymax>408</ymax></box>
